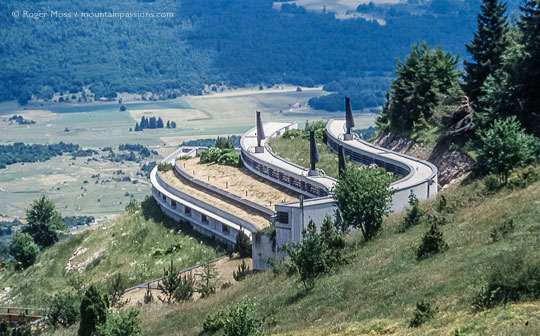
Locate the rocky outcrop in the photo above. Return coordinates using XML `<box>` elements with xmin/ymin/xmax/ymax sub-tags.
<box><xmin>373</xmin><ymin>134</ymin><xmax>474</xmax><ymax>188</ymax></box>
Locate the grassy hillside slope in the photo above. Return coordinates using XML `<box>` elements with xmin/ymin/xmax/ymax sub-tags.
<box><xmin>5</xmin><ymin>167</ymin><xmax>539</xmax><ymax>335</ymax></box>
<box><xmin>129</xmin><ymin>168</ymin><xmax>539</xmax><ymax>335</ymax></box>
<box><xmin>0</xmin><ymin>198</ymin><xmax>221</xmax><ymax>307</ymax></box>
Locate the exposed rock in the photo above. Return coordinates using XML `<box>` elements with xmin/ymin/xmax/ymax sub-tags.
<box><xmin>373</xmin><ymin>134</ymin><xmax>474</xmax><ymax>188</ymax></box>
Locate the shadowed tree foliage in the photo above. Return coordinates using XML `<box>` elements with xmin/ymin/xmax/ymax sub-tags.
<box><xmin>464</xmin><ymin>0</ymin><xmax>508</xmax><ymax>106</ymax></box>
<box><xmin>234</xmin><ymin>228</ymin><xmax>252</xmax><ymax>258</ymax></box>
<box><xmin>376</xmin><ymin>43</ymin><xmax>461</xmax><ymax>135</ymax></box>
<box><xmin>79</xmin><ymin>285</ymin><xmax>108</xmax><ymax>336</ymax></box>
<box><xmin>9</xmin><ymin>232</ymin><xmax>39</xmax><ymax>269</ymax></box>
<box><xmin>479</xmin><ymin>1</ymin><xmax>540</xmax><ymax>136</ymax></box>
<box><xmin>476</xmin><ymin>116</ymin><xmax>539</xmax><ymax>182</ymax></box>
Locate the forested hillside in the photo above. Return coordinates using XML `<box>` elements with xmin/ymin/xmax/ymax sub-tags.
<box><xmin>1</xmin><ymin>0</ymin><xmax>516</xmax><ymax>109</ymax></box>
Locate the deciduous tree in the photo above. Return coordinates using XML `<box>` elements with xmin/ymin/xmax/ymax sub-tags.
<box><xmin>333</xmin><ymin>166</ymin><xmax>394</xmax><ymax>241</ymax></box>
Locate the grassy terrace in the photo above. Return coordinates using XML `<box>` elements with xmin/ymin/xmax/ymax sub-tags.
<box><xmin>269</xmin><ymin>136</ymin><xmax>341</xmax><ymax>178</ymax></box>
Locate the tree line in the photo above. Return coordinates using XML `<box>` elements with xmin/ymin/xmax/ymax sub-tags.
<box><xmin>0</xmin><ymin>142</ymin><xmax>79</xmax><ymax>169</ymax></box>
<box><xmin>133</xmin><ymin>116</ymin><xmax>176</xmax><ymax>132</ymax></box>
<box><xmin>376</xmin><ymin>0</ymin><xmax>540</xmax><ymax>181</ymax></box>
<box><xmin>1</xmin><ymin>0</ymin><xmax>488</xmax><ymax>109</ymax></box>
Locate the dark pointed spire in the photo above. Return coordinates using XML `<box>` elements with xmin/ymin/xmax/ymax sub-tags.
<box><xmin>309</xmin><ymin>130</ymin><xmax>320</xmax><ymax>171</ymax></box>
<box><xmin>345</xmin><ymin>97</ymin><xmax>355</xmax><ymax>134</ymax></box>
<box><xmin>256</xmin><ymin>111</ymin><xmax>265</xmax><ymax>147</ymax></box>
<box><xmin>338</xmin><ymin>145</ymin><xmax>347</xmax><ymax>177</ymax></box>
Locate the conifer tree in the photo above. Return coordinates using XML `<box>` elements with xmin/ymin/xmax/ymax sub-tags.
<box><xmin>515</xmin><ymin>0</ymin><xmax>540</xmax><ymax>136</ymax></box>
<box><xmin>157</xmin><ymin>117</ymin><xmax>164</xmax><ymax>128</ymax></box>
<box><xmin>377</xmin><ymin>43</ymin><xmax>460</xmax><ymax>135</ymax></box>
<box><xmin>23</xmin><ymin>195</ymin><xmax>65</xmax><ymax>248</ymax></box>
<box><xmin>463</xmin><ymin>0</ymin><xmax>508</xmax><ymax>106</ymax></box>
<box><xmin>149</xmin><ymin>117</ymin><xmax>157</xmax><ymax>129</ymax></box>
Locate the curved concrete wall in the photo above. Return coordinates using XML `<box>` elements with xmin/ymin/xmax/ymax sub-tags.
<box><xmin>326</xmin><ymin>119</ymin><xmax>438</xmax><ymax>212</ymax></box>
<box><xmin>240</xmin><ymin>122</ymin><xmax>334</xmax><ymax>198</ymax></box>
<box><xmin>151</xmin><ymin>160</ymin><xmax>260</xmax><ymax>245</ymax></box>
<box><xmin>173</xmin><ymin>163</ymin><xmax>275</xmax><ymax>218</ymax></box>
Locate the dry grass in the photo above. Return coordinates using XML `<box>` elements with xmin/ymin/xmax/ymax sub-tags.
<box><xmin>160</xmin><ymin>170</ymin><xmax>271</xmax><ymax>229</ymax></box>
<box><xmin>179</xmin><ymin>157</ymin><xmax>298</xmax><ymax>207</ymax></box>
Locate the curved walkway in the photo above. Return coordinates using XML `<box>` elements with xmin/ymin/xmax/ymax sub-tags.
<box><xmin>326</xmin><ymin>119</ymin><xmax>438</xmax><ymax>203</ymax></box>
<box><xmin>240</xmin><ymin>120</ymin><xmax>438</xmax><ymax>212</ymax></box>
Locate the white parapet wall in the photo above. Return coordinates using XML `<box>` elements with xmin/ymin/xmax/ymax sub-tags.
<box><xmin>326</xmin><ymin>119</ymin><xmax>438</xmax><ymax>212</ymax></box>
<box><xmin>244</xmin><ymin>120</ymin><xmax>438</xmax><ymax>270</ymax></box>
<box><xmin>150</xmin><ymin>148</ymin><xmax>261</xmax><ymax>246</ymax></box>
<box><xmin>152</xmin><ymin>120</ymin><xmax>438</xmax><ymax>270</ymax></box>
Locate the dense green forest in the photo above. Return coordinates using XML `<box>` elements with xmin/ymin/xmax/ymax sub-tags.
<box><xmin>376</xmin><ymin>0</ymin><xmax>540</xmax><ymax>179</ymax></box>
<box><xmin>0</xmin><ymin>142</ymin><xmax>79</xmax><ymax>169</ymax></box>
<box><xmin>1</xmin><ymin>0</ymin><xmax>522</xmax><ymax>110</ymax></box>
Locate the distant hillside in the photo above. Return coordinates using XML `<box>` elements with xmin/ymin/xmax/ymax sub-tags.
<box><xmin>0</xmin><ymin>0</ymin><xmax>501</xmax><ymax>107</ymax></box>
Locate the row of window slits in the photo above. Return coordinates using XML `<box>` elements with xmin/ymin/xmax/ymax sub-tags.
<box><xmin>242</xmin><ymin>151</ymin><xmax>327</xmax><ymax>197</ymax></box>
<box><xmin>158</xmin><ymin>191</ymin><xmax>232</xmax><ymax>236</ymax></box>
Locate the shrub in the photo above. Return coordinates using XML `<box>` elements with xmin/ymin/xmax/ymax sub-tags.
<box><xmin>157</xmin><ymin>260</ymin><xmax>195</xmax><ymax>303</ymax></box>
<box><xmin>320</xmin><ymin>216</ymin><xmax>346</xmax><ymax>265</ymax></box>
<box><xmin>416</xmin><ymin>224</ymin><xmax>449</xmax><ymax>260</ymax></box>
<box><xmin>490</xmin><ymin>219</ymin><xmax>515</xmax><ymax>243</ymax></box>
<box><xmin>79</xmin><ymin>285</ymin><xmax>108</xmax><ymax>336</ymax></box>
<box><xmin>473</xmin><ymin>252</ymin><xmax>540</xmax><ymax>310</ymax></box>
<box><xmin>95</xmin><ymin>310</ymin><xmax>141</xmax><ymax>336</ymax></box>
<box><xmin>143</xmin><ymin>284</ymin><xmax>153</xmax><ymax>304</ymax></box>
<box><xmin>285</xmin><ymin>220</ymin><xmax>330</xmax><ymax>290</ymax></box>
<box><xmin>217</xmin><ymin>151</ymin><xmax>240</xmax><ymax>166</ymax></box>
<box><xmin>507</xmin><ymin>165</ymin><xmax>540</xmax><ymax>189</ymax></box>
<box><xmin>235</xmin><ymin>229</ymin><xmax>252</xmax><ymax>258</ymax></box>
<box><xmin>476</xmin><ymin>116</ymin><xmax>539</xmax><ymax>182</ymax></box>
<box><xmin>200</xmin><ymin>147</ymin><xmax>223</xmax><ymax>163</ymax></box>
<box><xmin>233</xmin><ymin>260</ymin><xmax>251</xmax><ymax>282</ymax></box>
<box><xmin>203</xmin><ymin>311</ymin><xmax>226</xmax><ymax>332</ymax></box>
<box><xmin>409</xmin><ymin>301</ymin><xmax>437</xmax><ymax>327</ymax></box>
<box><xmin>282</xmin><ymin>129</ymin><xmax>304</xmax><ymax>139</ymax></box>
<box><xmin>484</xmin><ymin>174</ymin><xmax>502</xmax><ymax>192</ymax></box>
<box><xmin>173</xmin><ymin>272</ymin><xmax>196</xmax><ymax>302</ymax></box>
<box><xmin>157</xmin><ymin>162</ymin><xmax>173</xmax><ymax>172</ymax></box>
<box><xmin>9</xmin><ymin>232</ymin><xmax>39</xmax><ymax>269</ymax></box>
<box><xmin>223</xmin><ymin>300</ymin><xmax>261</xmax><ymax>336</ymax></box>
<box><xmin>198</xmin><ymin>261</ymin><xmax>220</xmax><ymax>298</ymax></box>
<box><xmin>107</xmin><ymin>273</ymin><xmax>129</xmax><ymax>308</ymax></box>
<box><xmin>47</xmin><ymin>292</ymin><xmax>81</xmax><ymax>329</ymax></box>
<box><xmin>398</xmin><ymin>192</ymin><xmax>424</xmax><ymax>232</ymax></box>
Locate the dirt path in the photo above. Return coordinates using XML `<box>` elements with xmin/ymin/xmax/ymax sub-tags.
<box><xmin>123</xmin><ymin>257</ymin><xmax>250</xmax><ymax>306</ymax></box>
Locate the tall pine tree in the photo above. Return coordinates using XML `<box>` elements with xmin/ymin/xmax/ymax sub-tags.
<box><xmin>377</xmin><ymin>43</ymin><xmax>460</xmax><ymax>135</ymax></box>
<box><xmin>515</xmin><ymin>0</ymin><xmax>540</xmax><ymax>136</ymax></box>
<box><xmin>463</xmin><ymin>0</ymin><xmax>508</xmax><ymax>106</ymax></box>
